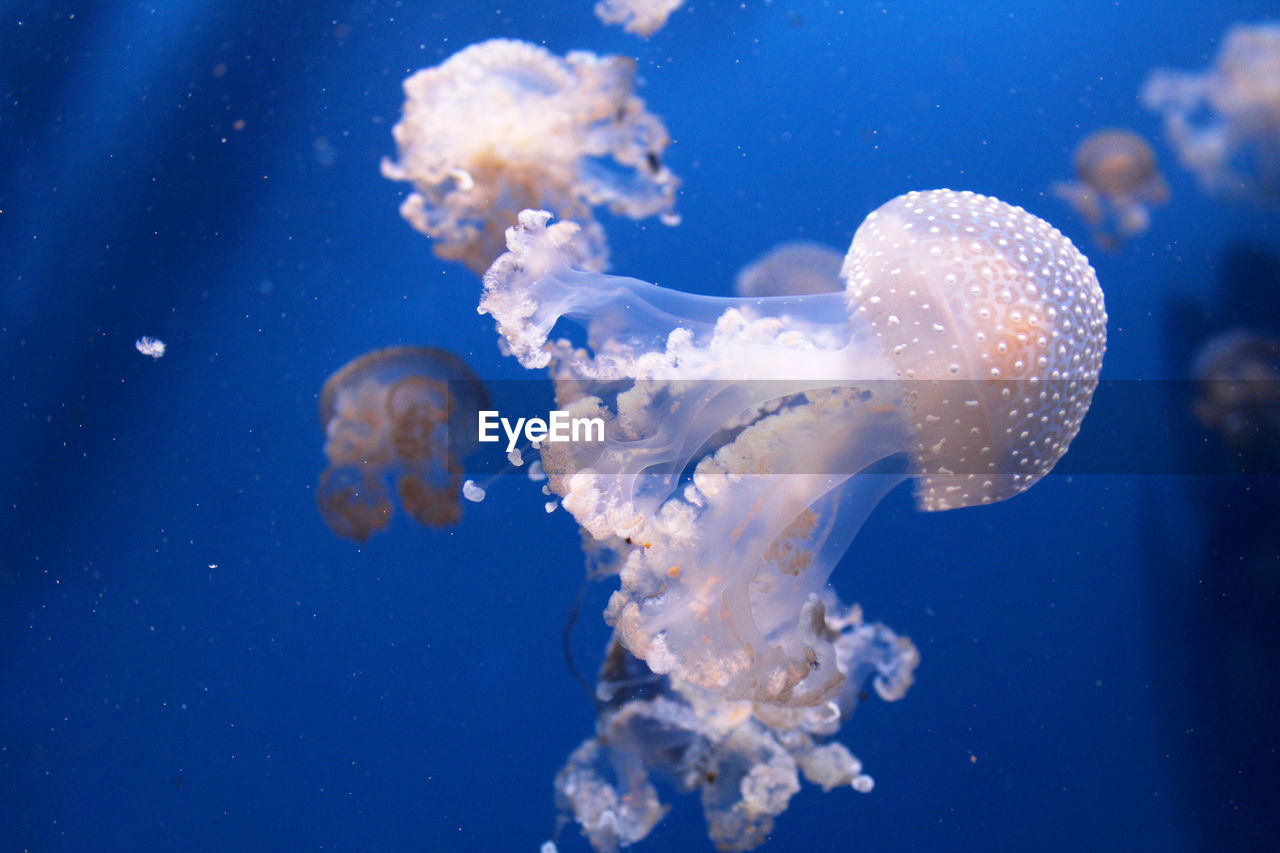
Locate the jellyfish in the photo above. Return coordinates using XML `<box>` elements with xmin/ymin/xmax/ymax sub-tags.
<box><xmin>481</xmin><ymin>189</ymin><xmax>1106</xmax><ymax>710</ymax></box>
<box><xmin>1191</xmin><ymin>328</ymin><xmax>1280</xmax><ymax>454</ymax></box>
<box><xmin>733</xmin><ymin>240</ymin><xmax>845</xmax><ymax>298</ymax></box>
<box><xmin>1050</xmin><ymin>129</ymin><xmax>1170</xmax><ymax>250</ymax></box>
<box><xmin>380</xmin><ymin>39</ymin><xmax>681</xmax><ymax>274</ymax></box>
<box><xmin>316</xmin><ymin>346</ymin><xmax>489</xmax><ymax>542</ymax></box>
<box><xmin>594</xmin><ymin>0</ymin><xmax>685</xmax><ymax>38</ymax></box>
<box><xmin>1142</xmin><ymin>22</ymin><xmax>1280</xmax><ymax>206</ymax></box>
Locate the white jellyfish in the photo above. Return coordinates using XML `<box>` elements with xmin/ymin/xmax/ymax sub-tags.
<box><xmin>381</xmin><ymin>39</ymin><xmax>680</xmax><ymax>273</ymax></box>
<box><xmin>480</xmin><ymin>190</ymin><xmax>1106</xmax><ymax>709</ymax></box>
<box><xmin>1142</xmin><ymin>22</ymin><xmax>1280</xmax><ymax>206</ymax></box>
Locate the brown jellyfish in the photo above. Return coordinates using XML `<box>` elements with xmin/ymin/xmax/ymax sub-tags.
<box><xmin>1051</xmin><ymin>128</ymin><xmax>1170</xmax><ymax>250</ymax></box>
<box><xmin>1191</xmin><ymin>329</ymin><xmax>1280</xmax><ymax>454</ymax></box>
<box><xmin>316</xmin><ymin>346</ymin><xmax>489</xmax><ymax>542</ymax></box>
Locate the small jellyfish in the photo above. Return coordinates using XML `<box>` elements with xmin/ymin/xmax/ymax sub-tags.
<box><xmin>1191</xmin><ymin>329</ymin><xmax>1280</xmax><ymax>454</ymax></box>
<box><xmin>481</xmin><ymin>190</ymin><xmax>1106</xmax><ymax>708</ymax></box>
<box><xmin>380</xmin><ymin>39</ymin><xmax>681</xmax><ymax>274</ymax></box>
<box><xmin>594</xmin><ymin>0</ymin><xmax>685</xmax><ymax>38</ymax></box>
<box><xmin>135</xmin><ymin>335</ymin><xmax>166</xmax><ymax>358</ymax></box>
<box><xmin>1051</xmin><ymin>129</ymin><xmax>1169</xmax><ymax>250</ymax></box>
<box><xmin>733</xmin><ymin>240</ymin><xmax>845</xmax><ymax>298</ymax></box>
<box><xmin>1142</xmin><ymin>23</ymin><xmax>1280</xmax><ymax>206</ymax></box>
<box><xmin>316</xmin><ymin>346</ymin><xmax>489</xmax><ymax>542</ymax></box>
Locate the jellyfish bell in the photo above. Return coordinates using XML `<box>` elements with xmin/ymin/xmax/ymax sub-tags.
<box><xmin>843</xmin><ymin>189</ymin><xmax>1107</xmax><ymax>510</ymax></box>
<box><xmin>481</xmin><ymin>190</ymin><xmax>1105</xmax><ymax>708</ymax></box>
<box><xmin>317</xmin><ymin>346</ymin><xmax>489</xmax><ymax>542</ymax></box>
<box><xmin>1074</xmin><ymin>129</ymin><xmax>1163</xmax><ymax>195</ymax></box>
<box><xmin>1051</xmin><ymin>129</ymin><xmax>1169</xmax><ymax>250</ymax></box>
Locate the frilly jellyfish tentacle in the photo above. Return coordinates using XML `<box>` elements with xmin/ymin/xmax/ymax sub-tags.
<box><xmin>555</xmin><ymin>606</ymin><xmax>919</xmax><ymax>852</ymax></box>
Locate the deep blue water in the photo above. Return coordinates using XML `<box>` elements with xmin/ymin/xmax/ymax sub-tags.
<box><xmin>3</xmin><ymin>1</ymin><xmax>1279</xmax><ymax>850</ymax></box>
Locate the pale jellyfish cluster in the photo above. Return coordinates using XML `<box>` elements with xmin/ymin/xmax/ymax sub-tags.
<box><xmin>733</xmin><ymin>240</ymin><xmax>845</xmax><ymax>297</ymax></box>
<box><xmin>381</xmin><ymin>39</ymin><xmax>680</xmax><ymax>274</ymax></box>
<box><xmin>316</xmin><ymin>346</ymin><xmax>488</xmax><ymax>542</ymax></box>
<box><xmin>1051</xmin><ymin>129</ymin><xmax>1170</xmax><ymax>250</ymax></box>
<box><xmin>1142</xmin><ymin>22</ymin><xmax>1280</xmax><ymax>206</ymax></box>
<box><xmin>482</xmin><ymin>189</ymin><xmax>1105</xmax><ymax>849</ymax></box>
<box><xmin>594</xmin><ymin>0</ymin><xmax>685</xmax><ymax>38</ymax></box>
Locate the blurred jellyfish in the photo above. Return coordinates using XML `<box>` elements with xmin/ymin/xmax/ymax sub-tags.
<box><xmin>135</xmin><ymin>335</ymin><xmax>166</xmax><ymax>358</ymax></box>
<box><xmin>317</xmin><ymin>346</ymin><xmax>489</xmax><ymax>542</ymax></box>
<box><xmin>1051</xmin><ymin>129</ymin><xmax>1169</xmax><ymax>250</ymax></box>
<box><xmin>481</xmin><ymin>189</ymin><xmax>1106</xmax><ymax>711</ymax></box>
<box><xmin>1192</xmin><ymin>328</ymin><xmax>1280</xmax><ymax>454</ymax></box>
<box><xmin>733</xmin><ymin>240</ymin><xmax>845</xmax><ymax>297</ymax></box>
<box><xmin>1142</xmin><ymin>23</ymin><xmax>1280</xmax><ymax>205</ymax></box>
<box><xmin>594</xmin><ymin>0</ymin><xmax>685</xmax><ymax>37</ymax></box>
<box><xmin>381</xmin><ymin>39</ymin><xmax>680</xmax><ymax>274</ymax></box>
<box><xmin>556</xmin><ymin>604</ymin><xmax>917</xmax><ymax>852</ymax></box>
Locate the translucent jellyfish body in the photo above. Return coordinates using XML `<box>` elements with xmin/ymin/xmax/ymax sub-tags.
<box><xmin>733</xmin><ymin>240</ymin><xmax>845</xmax><ymax>297</ymax></box>
<box><xmin>1142</xmin><ymin>23</ymin><xmax>1280</xmax><ymax>205</ymax></box>
<box><xmin>317</xmin><ymin>346</ymin><xmax>489</xmax><ymax>542</ymax></box>
<box><xmin>381</xmin><ymin>39</ymin><xmax>680</xmax><ymax>274</ymax></box>
<box><xmin>1051</xmin><ymin>129</ymin><xmax>1169</xmax><ymax>250</ymax></box>
<box><xmin>481</xmin><ymin>190</ymin><xmax>1106</xmax><ymax>708</ymax></box>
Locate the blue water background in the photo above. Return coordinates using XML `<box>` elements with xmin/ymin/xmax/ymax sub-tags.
<box><xmin>3</xmin><ymin>1</ymin><xmax>1278</xmax><ymax>850</ymax></box>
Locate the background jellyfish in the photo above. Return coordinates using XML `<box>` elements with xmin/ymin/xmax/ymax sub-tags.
<box><xmin>1051</xmin><ymin>129</ymin><xmax>1170</xmax><ymax>250</ymax></box>
<box><xmin>481</xmin><ymin>189</ymin><xmax>1106</xmax><ymax>712</ymax></box>
<box><xmin>733</xmin><ymin>240</ymin><xmax>845</xmax><ymax>297</ymax></box>
<box><xmin>380</xmin><ymin>38</ymin><xmax>681</xmax><ymax>274</ymax></box>
<box><xmin>1142</xmin><ymin>22</ymin><xmax>1280</xmax><ymax>205</ymax></box>
<box><xmin>1191</xmin><ymin>328</ymin><xmax>1280</xmax><ymax>455</ymax></box>
<box><xmin>594</xmin><ymin>0</ymin><xmax>685</xmax><ymax>37</ymax></box>
<box><xmin>317</xmin><ymin>346</ymin><xmax>489</xmax><ymax>542</ymax></box>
